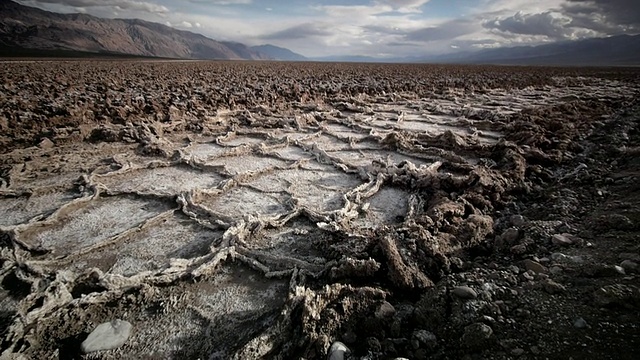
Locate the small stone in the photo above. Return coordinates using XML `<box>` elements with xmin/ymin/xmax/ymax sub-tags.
<box><xmin>327</xmin><ymin>341</ymin><xmax>350</xmax><ymax>360</ymax></box>
<box><xmin>81</xmin><ymin>319</ymin><xmax>132</xmax><ymax>354</ymax></box>
<box><xmin>510</xmin><ymin>215</ymin><xmax>525</xmax><ymax>227</ymax></box>
<box><xmin>502</xmin><ymin>228</ymin><xmax>520</xmax><ymax>244</ymax></box>
<box><xmin>594</xmin><ymin>284</ymin><xmax>640</xmax><ymax>308</ymax></box>
<box><xmin>621</xmin><ymin>260</ymin><xmax>638</xmax><ymax>272</ymax></box>
<box><xmin>375</xmin><ymin>301</ymin><xmax>396</xmax><ymax>319</ymax></box>
<box><xmin>38</xmin><ymin>137</ymin><xmax>54</xmax><ymax>149</ymax></box>
<box><xmin>511</xmin><ymin>244</ymin><xmax>527</xmax><ymax>255</ymax></box>
<box><xmin>530</xmin><ymin>346</ymin><xmax>541</xmax><ymax>355</ymax></box>
<box><xmin>522</xmin><ymin>259</ymin><xmax>547</xmax><ymax>274</ymax></box>
<box><xmin>461</xmin><ymin>323</ymin><xmax>493</xmax><ymax>349</ymax></box>
<box><xmin>542</xmin><ymin>279</ymin><xmax>566</xmax><ymax>294</ymax></box>
<box><xmin>614</xmin><ymin>265</ymin><xmax>626</xmax><ymax>275</ymax></box>
<box><xmin>574</xmin><ymin>318</ymin><xmax>588</xmax><ymax>329</ymax></box>
<box><xmin>550</xmin><ymin>266</ymin><xmax>563</xmax><ymax>275</ymax></box>
<box><xmin>452</xmin><ymin>286</ymin><xmax>478</xmax><ymax>300</ymax></box>
<box><xmin>551</xmin><ymin>234</ymin><xmax>573</xmax><ymax>246</ymax></box>
<box><xmin>509</xmin><ymin>265</ymin><xmax>520</xmax><ymax>274</ymax></box>
<box><xmin>511</xmin><ymin>348</ymin><xmax>525</xmax><ymax>356</ymax></box>
<box><xmin>413</xmin><ymin>329</ymin><xmax>437</xmax><ymax>350</ymax></box>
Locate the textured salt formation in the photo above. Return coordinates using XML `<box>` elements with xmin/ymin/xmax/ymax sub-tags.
<box><xmin>0</xmin><ymin>62</ymin><xmax>639</xmax><ymax>359</ymax></box>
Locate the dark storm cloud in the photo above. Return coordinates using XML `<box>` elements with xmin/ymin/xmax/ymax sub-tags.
<box><xmin>28</xmin><ymin>0</ymin><xmax>169</xmax><ymax>13</ymax></box>
<box><xmin>483</xmin><ymin>11</ymin><xmax>573</xmax><ymax>39</ymax></box>
<box><xmin>405</xmin><ymin>19</ymin><xmax>477</xmax><ymax>42</ymax></box>
<box><xmin>260</xmin><ymin>23</ymin><xmax>332</xmax><ymax>40</ymax></box>
<box><xmin>484</xmin><ymin>0</ymin><xmax>639</xmax><ymax>41</ymax></box>
<box><xmin>564</xmin><ymin>0</ymin><xmax>640</xmax><ymax>27</ymax></box>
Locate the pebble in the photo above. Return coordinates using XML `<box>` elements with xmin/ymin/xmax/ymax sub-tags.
<box><xmin>550</xmin><ymin>266</ymin><xmax>563</xmax><ymax>275</ymax></box>
<box><xmin>551</xmin><ymin>234</ymin><xmax>573</xmax><ymax>246</ymax></box>
<box><xmin>328</xmin><ymin>341</ymin><xmax>350</xmax><ymax>360</ymax></box>
<box><xmin>522</xmin><ymin>259</ymin><xmax>547</xmax><ymax>274</ymax></box>
<box><xmin>574</xmin><ymin>318</ymin><xmax>588</xmax><ymax>329</ymax></box>
<box><xmin>413</xmin><ymin>329</ymin><xmax>437</xmax><ymax>349</ymax></box>
<box><xmin>452</xmin><ymin>286</ymin><xmax>478</xmax><ymax>300</ymax></box>
<box><xmin>502</xmin><ymin>228</ymin><xmax>520</xmax><ymax>244</ymax></box>
<box><xmin>551</xmin><ymin>252</ymin><xmax>584</xmax><ymax>264</ymax></box>
<box><xmin>375</xmin><ymin>301</ymin><xmax>396</xmax><ymax>319</ymax></box>
<box><xmin>620</xmin><ymin>260</ymin><xmax>638</xmax><ymax>272</ymax></box>
<box><xmin>542</xmin><ymin>279</ymin><xmax>566</xmax><ymax>294</ymax></box>
<box><xmin>461</xmin><ymin>323</ymin><xmax>493</xmax><ymax>349</ymax></box>
<box><xmin>81</xmin><ymin>319</ymin><xmax>132</xmax><ymax>354</ymax></box>
<box><xmin>511</xmin><ymin>244</ymin><xmax>527</xmax><ymax>255</ymax></box>
<box><xmin>510</xmin><ymin>215</ymin><xmax>525</xmax><ymax>227</ymax></box>
<box><xmin>511</xmin><ymin>348</ymin><xmax>525</xmax><ymax>356</ymax></box>
<box><xmin>38</xmin><ymin>137</ymin><xmax>54</xmax><ymax>149</ymax></box>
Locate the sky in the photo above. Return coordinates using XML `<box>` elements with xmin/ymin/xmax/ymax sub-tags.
<box><xmin>15</xmin><ymin>0</ymin><xmax>640</xmax><ymax>58</ymax></box>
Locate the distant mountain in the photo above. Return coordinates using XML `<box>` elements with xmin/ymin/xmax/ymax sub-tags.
<box><xmin>430</xmin><ymin>34</ymin><xmax>640</xmax><ymax>66</ymax></box>
<box><xmin>314</xmin><ymin>34</ymin><xmax>640</xmax><ymax>66</ymax></box>
<box><xmin>311</xmin><ymin>55</ymin><xmax>394</xmax><ymax>63</ymax></box>
<box><xmin>250</xmin><ymin>44</ymin><xmax>307</xmax><ymax>61</ymax></box>
<box><xmin>0</xmin><ymin>0</ymin><xmax>270</xmax><ymax>60</ymax></box>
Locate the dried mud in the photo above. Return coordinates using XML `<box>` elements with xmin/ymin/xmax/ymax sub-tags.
<box><xmin>1</xmin><ymin>61</ymin><xmax>640</xmax><ymax>359</ymax></box>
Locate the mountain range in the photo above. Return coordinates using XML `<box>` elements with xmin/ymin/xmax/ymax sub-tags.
<box><xmin>1</xmin><ymin>0</ymin><xmax>638</xmax><ymax>65</ymax></box>
<box><xmin>0</xmin><ymin>0</ymin><xmax>270</xmax><ymax>59</ymax></box>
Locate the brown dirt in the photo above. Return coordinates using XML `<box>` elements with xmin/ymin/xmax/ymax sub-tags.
<box><xmin>0</xmin><ymin>60</ymin><xmax>639</xmax><ymax>360</ymax></box>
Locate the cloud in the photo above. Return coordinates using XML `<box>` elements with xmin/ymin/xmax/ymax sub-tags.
<box><xmin>188</xmin><ymin>0</ymin><xmax>252</xmax><ymax>4</ymax></box>
<box><xmin>565</xmin><ymin>0</ymin><xmax>640</xmax><ymax>26</ymax></box>
<box><xmin>30</xmin><ymin>0</ymin><xmax>169</xmax><ymax>13</ymax></box>
<box><xmin>483</xmin><ymin>11</ymin><xmax>574</xmax><ymax>39</ymax></box>
<box><xmin>180</xmin><ymin>21</ymin><xmax>193</xmax><ymax>28</ymax></box>
<box><xmin>377</xmin><ymin>0</ymin><xmax>432</xmax><ymax>13</ymax></box>
<box><xmin>406</xmin><ymin>19</ymin><xmax>479</xmax><ymax>42</ymax></box>
<box><xmin>260</xmin><ymin>23</ymin><xmax>333</xmax><ymax>41</ymax></box>
<box><xmin>563</xmin><ymin>0</ymin><xmax>640</xmax><ymax>34</ymax></box>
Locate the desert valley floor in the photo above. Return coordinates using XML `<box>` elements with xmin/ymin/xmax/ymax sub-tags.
<box><xmin>0</xmin><ymin>61</ymin><xmax>639</xmax><ymax>359</ymax></box>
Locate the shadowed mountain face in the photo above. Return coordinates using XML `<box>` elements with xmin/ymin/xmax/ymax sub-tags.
<box><xmin>0</xmin><ymin>0</ymin><xmax>270</xmax><ymax>59</ymax></box>
<box><xmin>250</xmin><ymin>44</ymin><xmax>307</xmax><ymax>61</ymax></box>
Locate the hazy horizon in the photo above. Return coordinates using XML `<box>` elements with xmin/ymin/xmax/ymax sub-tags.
<box><xmin>14</xmin><ymin>0</ymin><xmax>640</xmax><ymax>58</ymax></box>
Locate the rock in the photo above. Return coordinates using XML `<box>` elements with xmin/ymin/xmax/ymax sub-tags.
<box><xmin>81</xmin><ymin>319</ymin><xmax>132</xmax><ymax>354</ymax></box>
<box><xmin>549</xmin><ymin>266</ymin><xmax>563</xmax><ymax>275</ymax></box>
<box><xmin>328</xmin><ymin>341</ymin><xmax>350</xmax><ymax>360</ymax></box>
<box><xmin>375</xmin><ymin>301</ymin><xmax>396</xmax><ymax>319</ymax></box>
<box><xmin>412</xmin><ymin>329</ymin><xmax>437</xmax><ymax>349</ymax></box>
<box><xmin>510</xmin><ymin>244</ymin><xmax>527</xmax><ymax>255</ymax></box>
<box><xmin>461</xmin><ymin>323</ymin><xmax>493</xmax><ymax>349</ymax></box>
<box><xmin>551</xmin><ymin>252</ymin><xmax>584</xmax><ymax>264</ymax></box>
<box><xmin>38</xmin><ymin>137</ymin><xmax>54</xmax><ymax>149</ymax></box>
<box><xmin>542</xmin><ymin>279</ymin><xmax>566</xmax><ymax>294</ymax></box>
<box><xmin>501</xmin><ymin>228</ymin><xmax>520</xmax><ymax>244</ymax></box>
<box><xmin>574</xmin><ymin>318</ymin><xmax>588</xmax><ymax>329</ymax></box>
<box><xmin>593</xmin><ymin>284</ymin><xmax>640</xmax><ymax>308</ymax></box>
<box><xmin>522</xmin><ymin>259</ymin><xmax>547</xmax><ymax>274</ymax></box>
<box><xmin>511</xmin><ymin>348</ymin><xmax>525</xmax><ymax>356</ymax></box>
<box><xmin>452</xmin><ymin>286</ymin><xmax>478</xmax><ymax>300</ymax></box>
<box><xmin>551</xmin><ymin>234</ymin><xmax>574</xmax><ymax>246</ymax></box>
<box><xmin>510</xmin><ymin>215</ymin><xmax>525</xmax><ymax>227</ymax></box>
<box><xmin>621</xmin><ymin>260</ymin><xmax>638</xmax><ymax>272</ymax></box>
<box><xmin>588</xmin><ymin>264</ymin><xmax>626</xmax><ymax>278</ymax></box>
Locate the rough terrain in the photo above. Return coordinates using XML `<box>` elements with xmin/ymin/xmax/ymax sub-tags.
<box><xmin>0</xmin><ymin>61</ymin><xmax>639</xmax><ymax>359</ymax></box>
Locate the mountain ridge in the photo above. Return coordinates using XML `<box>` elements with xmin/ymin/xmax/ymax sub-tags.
<box><xmin>0</xmin><ymin>0</ymin><xmax>271</xmax><ymax>60</ymax></box>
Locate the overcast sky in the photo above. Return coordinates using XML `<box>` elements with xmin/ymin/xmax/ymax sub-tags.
<box><xmin>15</xmin><ymin>0</ymin><xmax>640</xmax><ymax>58</ymax></box>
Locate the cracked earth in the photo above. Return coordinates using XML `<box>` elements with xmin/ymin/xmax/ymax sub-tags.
<box><xmin>0</xmin><ymin>61</ymin><xmax>639</xmax><ymax>359</ymax></box>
